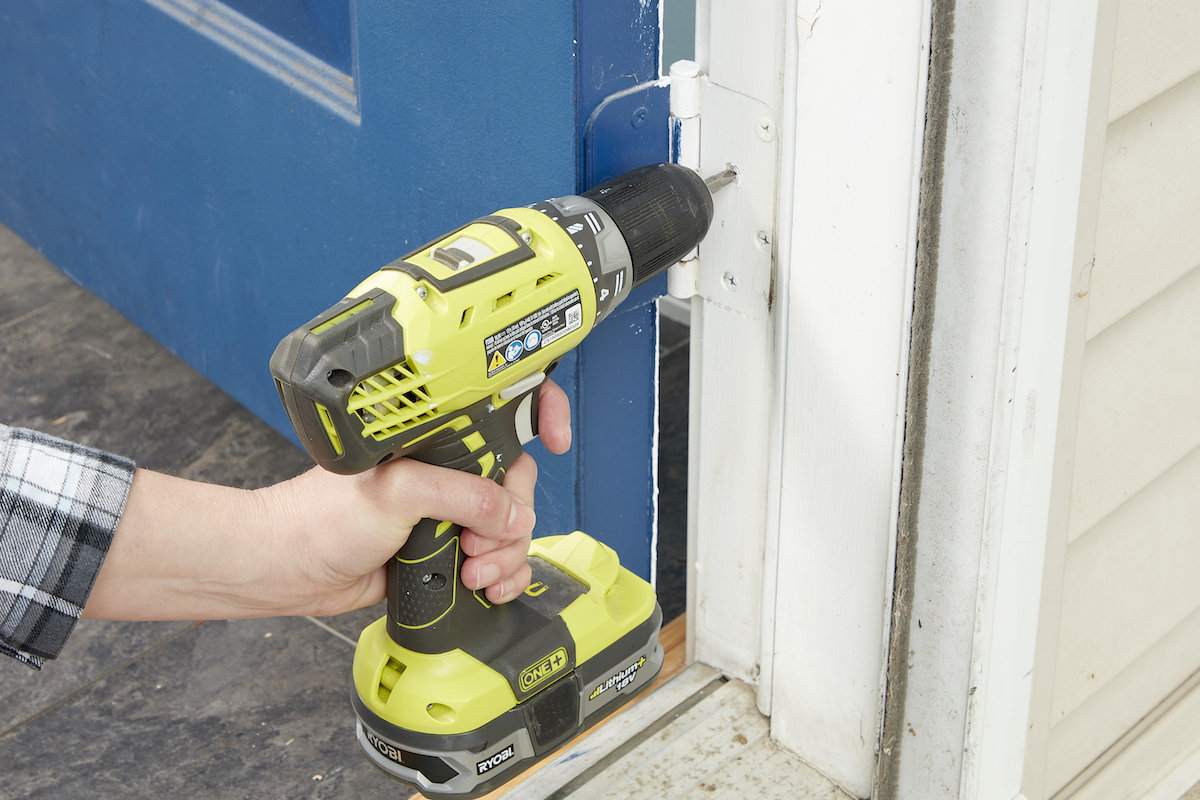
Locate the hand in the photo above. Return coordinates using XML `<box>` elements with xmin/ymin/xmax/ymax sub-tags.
<box><xmin>82</xmin><ymin>379</ymin><xmax>572</xmax><ymax>621</ymax></box>
<box><xmin>460</xmin><ymin>378</ymin><xmax>572</xmax><ymax>602</ymax></box>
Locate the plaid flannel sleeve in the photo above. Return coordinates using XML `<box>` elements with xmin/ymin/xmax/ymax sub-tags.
<box><xmin>0</xmin><ymin>424</ymin><xmax>135</xmax><ymax>669</ymax></box>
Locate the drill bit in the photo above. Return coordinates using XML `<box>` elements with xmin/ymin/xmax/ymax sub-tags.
<box><xmin>704</xmin><ymin>166</ymin><xmax>738</xmax><ymax>195</ymax></box>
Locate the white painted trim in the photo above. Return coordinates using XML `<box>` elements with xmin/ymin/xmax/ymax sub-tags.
<box><xmin>896</xmin><ymin>0</ymin><xmax>1058</xmax><ymax>793</ymax></box>
<box><xmin>872</xmin><ymin>0</ymin><xmax>1118</xmax><ymax>797</ymax></box>
<box><xmin>764</xmin><ymin>0</ymin><xmax>932</xmax><ymax>795</ymax></box>
<box><xmin>756</xmin><ymin>0</ymin><xmax>801</xmax><ymax>721</ymax></box>
<box><xmin>986</xmin><ymin>0</ymin><xmax>1118</xmax><ymax>796</ymax></box>
<box><xmin>965</xmin><ymin>0</ymin><xmax>1114</xmax><ymax>789</ymax></box>
<box><xmin>680</xmin><ymin>0</ymin><xmax>785</xmax><ymax>688</ymax></box>
<box><xmin>679</xmin><ymin>0</ymin><xmax>931</xmax><ymax>793</ymax></box>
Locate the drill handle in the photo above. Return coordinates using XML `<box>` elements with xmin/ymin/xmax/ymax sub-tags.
<box><xmin>384</xmin><ymin>372</ymin><xmax>547</xmax><ymax>650</ymax></box>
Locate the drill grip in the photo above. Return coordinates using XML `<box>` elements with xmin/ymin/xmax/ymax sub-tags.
<box><xmin>384</xmin><ymin>378</ymin><xmax>543</xmax><ymax>651</ymax></box>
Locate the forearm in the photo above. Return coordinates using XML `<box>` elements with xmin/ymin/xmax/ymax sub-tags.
<box><xmin>82</xmin><ymin>469</ymin><xmax>296</xmax><ymax>620</ymax></box>
<box><xmin>18</xmin><ymin>380</ymin><xmax>568</xmax><ymax>635</ymax></box>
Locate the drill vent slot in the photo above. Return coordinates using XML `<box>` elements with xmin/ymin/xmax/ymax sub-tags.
<box><xmin>377</xmin><ymin>656</ymin><xmax>406</xmax><ymax>704</ymax></box>
<box><xmin>349</xmin><ymin>360</ymin><xmax>437</xmax><ymax>441</ymax></box>
<box><xmin>493</xmin><ymin>290</ymin><xmax>515</xmax><ymax>311</ymax></box>
<box><xmin>536</xmin><ymin>273</ymin><xmax>559</xmax><ymax>287</ymax></box>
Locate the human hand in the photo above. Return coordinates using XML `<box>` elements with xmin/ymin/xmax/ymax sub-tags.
<box><xmin>82</xmin><ymin>379</ymin><xmax>571</xmax><ymax>621</ymax></box>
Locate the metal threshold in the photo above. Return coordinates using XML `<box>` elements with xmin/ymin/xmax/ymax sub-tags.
<box><xmin>492</xmin><ymin>663</ymin><xmax>854</xmax><ymax>800</ymax></box>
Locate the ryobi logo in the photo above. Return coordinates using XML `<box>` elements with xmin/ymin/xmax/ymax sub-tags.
<box><xmin>518</xmin><ymin>647</ymin><xmax>568</xmax><ymax>693</ymax></box>
<box><xmin>364</xmin><ymin>727</ymin><xmax>405</xmax><ymax>766</ymax></box>
<box><xmin>476</xmin><ymin>744</ymin><xmax>515</xmax><ymax>775</ymax></box>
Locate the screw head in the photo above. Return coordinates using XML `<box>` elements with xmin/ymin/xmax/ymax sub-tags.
<box><xmin>755</xmin><ymin>117</ymin><xmax>776</xmax><ymax>142</ymax></box>
<box><xmin>631</xmin><ymin>107</ymin><xmax>648</xmax><ymax>128</ymax></box>
<box><xmin>416</xmin><ymin>286</ymin><xmax>428</xmax><ymax>300</ymax></box>
<box><xmin>722</xmin><ymin>271</ymin><xmax>738</xmax><ymax>292</ymax></box>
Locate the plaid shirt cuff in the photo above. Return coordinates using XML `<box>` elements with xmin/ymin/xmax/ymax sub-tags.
<box><xmin>0</xmin><ymin>425</ymin><xmax>135</xmax><ymax>669</ymax></box>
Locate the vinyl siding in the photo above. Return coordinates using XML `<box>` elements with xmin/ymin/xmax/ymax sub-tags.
<box><xmin>1045</xmin><ymin>0</ymin><xmax>1200</xmax><ymax>793</ymax></box>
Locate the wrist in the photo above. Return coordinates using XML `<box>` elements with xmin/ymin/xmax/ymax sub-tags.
<box><xmin>83</xmin><ymin>470</ymin><xmax>281</xmax><ymax>620</ymax></box>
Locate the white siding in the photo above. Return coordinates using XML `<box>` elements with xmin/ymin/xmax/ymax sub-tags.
<box><xmin>1088</xmin><ymin>73</ymin><xmax>1200</xmax><ymax>341</ymax></box>
<box><xmin>1044</xmin><ymin>0</ymin><xmax>1200</xmax><ymax>792</ymax></box>
<box><xmin>1107</xmin><ymin>0</ymin><xmax>1200</xmax><ymax>122</ymax></box>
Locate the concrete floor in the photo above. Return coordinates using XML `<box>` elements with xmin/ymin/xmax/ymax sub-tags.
<box><xmin>0</xmin><ymin>223</ymin><xmax>689</xmax><ymax>799</ymax></box>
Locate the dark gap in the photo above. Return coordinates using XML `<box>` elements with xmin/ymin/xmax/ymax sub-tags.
<box><xmin>656</xmin><ymin>315</ymin><xmax>689</xmax><ymax>624</ymax></box>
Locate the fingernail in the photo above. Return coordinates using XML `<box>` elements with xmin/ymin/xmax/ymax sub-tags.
<box><xmin>477</xmin><ymin>563</ymin><xmax>500</xmax><ymax>587</ymax></box>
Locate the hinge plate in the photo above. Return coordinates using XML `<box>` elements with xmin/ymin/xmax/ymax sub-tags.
<box><xmin>669</xmin><ymin>72</ymin><xmax>778</xmax><ymax>322</ymax></box>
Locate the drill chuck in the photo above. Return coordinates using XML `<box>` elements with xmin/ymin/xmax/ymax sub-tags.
<box><xmin>582</xmin><ymin>162</ymin><xmax>714</xmax><ymax>289</ymax></box>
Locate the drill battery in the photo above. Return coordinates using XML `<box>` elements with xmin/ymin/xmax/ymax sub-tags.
<box><xmin>350</xmin><ymin>532</ymin><xmax>663</xmax><ymax>799</ymax></box>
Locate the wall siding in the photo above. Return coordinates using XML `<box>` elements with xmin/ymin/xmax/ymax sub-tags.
<box><xmin>1046</xmin><ymin>0</ymin><xmax>1200</xmax><ymax>792</ymax></box>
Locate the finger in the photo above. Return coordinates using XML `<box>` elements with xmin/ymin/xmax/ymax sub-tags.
<box><xmin>464</xmin><ymin>557</ymin><xmax>532</xmax><ymax>604</ymax></box>
<box><xmin>460</xmin><ymin>454</ymin><xmax>538</xmax><ymax>557</ymax></box>
<box><xmin>502</xmin><ymin>452</ymin><xmax>538</xmax><ymax>507</ymax></box>
<box><xmin>373</xmin><ymin>459</ymin><xmax>533</xmax><ymax>542</ymax></box>
<box><xmin>485</xmin><ymin>561</ymin><xmax>533</xmax><ymax>604</ymax></box>
<box><xmin>462</xmin><ymin>536</ymin><xmax>531</xmax><ymax>594</ymax></box>
<box><xmin>537</xmin><ymin>379</ymin><xmax>572</xmax><ymax>454</ymax></box>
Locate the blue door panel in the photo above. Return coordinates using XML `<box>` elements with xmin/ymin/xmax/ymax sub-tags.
<box><xmin>578</xmin><ymin>275</ymin><xmax>666</xmax><ymax>580</ymax></box>
<box><xmin>574</xmin><ymin>0</ymin><xmax>667</xmax><ymax>580</ymax></box>
<box><xmin>0</xmin><ymin>0</ymin><xmax>666</xmax><ymax>578</ymax></box>
<box><xmin>219</xmin><ymin>0</ymin><xmax>355</xmax><ymax>72</ymax></box>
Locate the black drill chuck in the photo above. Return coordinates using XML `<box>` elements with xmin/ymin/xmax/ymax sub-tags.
<box><xmin>582</xmin><ymin>163</ymin><xmax>714</xmax><ymax>289</ymax></box>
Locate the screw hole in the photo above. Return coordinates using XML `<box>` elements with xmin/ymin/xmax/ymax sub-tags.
<box><xmin>327</xmin><ymin>369</ymin><xmax>354</xmax><ymax>388</ymax></box>
<box><xmin>423</xmin><ymin>573</ymin><xmax>447</xmax><ymax>590</ymax></box>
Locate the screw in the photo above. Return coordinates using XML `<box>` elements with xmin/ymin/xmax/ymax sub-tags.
<box><xmin>631</xmin><ymin>107</ymin><xmax>648</xmax><ymax>128</ymax></box>
<box><xmin>722</xmin><ymin>272</ymin><xmax>738</xmax><ymax>291</ymax></box>
<box><xmin>756</xmin><ymin>231</ymin><xmax>771</xmax><ymax>250</ymax></box>
<box><xmin>755</xmin><ymin>117</ymin><xmax>775</xmax><ymax>142</ymax></box>
<box><xmin>521</xmin><ymin>231</ymin><xmax>532</xmax><ymax>244</ymax></box>
<box><xmin>416</xmin><ymin>286</ymin><xmax>428</xmax><ymax>300</ymax></box>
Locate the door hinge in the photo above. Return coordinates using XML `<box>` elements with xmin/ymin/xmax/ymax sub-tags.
<box><xmin>667</xmin><ymin>61</ymin><xmax>778</xmax><ymax>322</ymax></box>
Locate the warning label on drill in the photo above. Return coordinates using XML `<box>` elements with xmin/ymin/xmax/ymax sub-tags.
<box><xmin>485</xmin><ymin>289</ymin><xmax>583</xmax><ymax>378</ymax></box>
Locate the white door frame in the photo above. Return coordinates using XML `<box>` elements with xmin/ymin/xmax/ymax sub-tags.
<box><xmin>873</xmin><ymin>0</ymin><xmax>1116</xmax><ymax>796</ymax></box>
<box><xmin>678</xmin><ymin>0</ymin><xmax>933</xmax><ymax>795</ymax></box>
<box><xmin>678</xmin><ymin>0</ymin><xmax>1118</xmax><ymax>797</ymax></box>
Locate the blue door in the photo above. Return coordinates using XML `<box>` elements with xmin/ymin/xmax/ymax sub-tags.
<box><xmin>0</xmin><ymin>1</ymin><xmax>666</xmax><ymax>579</ymax></box>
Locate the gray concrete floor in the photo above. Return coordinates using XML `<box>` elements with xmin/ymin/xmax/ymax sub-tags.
<box><xmin>0</xmin><ymin>223</ymin><xmax>689</xmax><ymax>798</ymax></box>
<box><xmin>0</xmin><ymin>223</ymin><xmax>402</xmax><ymax>798</ymax></box>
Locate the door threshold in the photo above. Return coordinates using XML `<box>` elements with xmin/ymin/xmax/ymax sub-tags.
<box><xmin>414</xmin><ymin>614</ymin><xmax>852</xmax><ymax>799</ymax></box>
<box><xmin>495</xmin><ymin>667</ymin><xmax>853</xmax><ymax>799</ymax></box>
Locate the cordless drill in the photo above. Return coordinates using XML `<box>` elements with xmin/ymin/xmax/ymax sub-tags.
<box><xmin>270</xmin><ymin>163</ymin><xmax>717</xmax><ymax>799</ymax></box>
